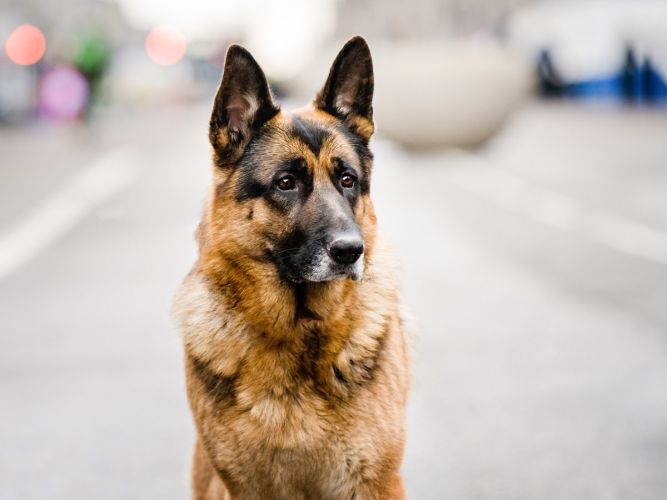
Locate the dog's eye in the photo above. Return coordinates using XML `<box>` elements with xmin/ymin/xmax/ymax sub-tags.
<box><xmin>276</xmin><ymin>175</ymin><xmax>297</xmax><ymax>191</ymax></box>
<box><xmin>340</xmin><ymin>173</ymin><xmax>356</xmax><ymax>189</ymax></box>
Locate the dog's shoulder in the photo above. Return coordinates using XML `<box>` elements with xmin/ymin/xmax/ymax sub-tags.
<box><xmin>172</xmin><ymin>266</ymin><xmax>249</xmax><ymax>376</ymax></box>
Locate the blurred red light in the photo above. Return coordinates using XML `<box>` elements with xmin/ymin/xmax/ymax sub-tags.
<box><xmin>145</xmin><ymin>25</ymin><xmax>186</xmax><ymax>66</ymax></box>
<box><xmin>5</xmin><ymin>24</ymin><xmax>46</xmax><ymax>66</ymax></box>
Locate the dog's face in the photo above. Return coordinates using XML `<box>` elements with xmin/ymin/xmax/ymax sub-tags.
<box><xmin>205</xmin><ymin>37</ymin><xmax>376</xmax><ymax>284</ymax></box>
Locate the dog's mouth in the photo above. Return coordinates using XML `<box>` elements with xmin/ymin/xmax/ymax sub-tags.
<box><xmin>276</xmin><ymin>246</ymin><xmax>365</xmax><ymax>283</ymax></box>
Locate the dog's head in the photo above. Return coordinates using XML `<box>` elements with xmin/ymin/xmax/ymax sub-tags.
<box><xmin>205</xmin><ymin>37</ymin><xmax>376</xmax><ymax>284</ymax></box>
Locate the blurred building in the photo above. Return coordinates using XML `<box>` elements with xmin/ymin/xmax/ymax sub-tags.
<box><xmin>335</xmin><ymin>0</ymin><xmax>534</xmax><ymax>38</ymax></box>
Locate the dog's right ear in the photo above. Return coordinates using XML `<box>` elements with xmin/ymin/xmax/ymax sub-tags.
<box><xmin>209</xmin><ymin>45</ymin><xmax>279</xmax><ymax>165</ymax></box>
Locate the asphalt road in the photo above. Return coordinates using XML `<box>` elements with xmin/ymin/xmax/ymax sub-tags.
<box><xmin>1</xmin><ymin>101</ymin><xmax>666</xmax><ymax>499</ymax></box>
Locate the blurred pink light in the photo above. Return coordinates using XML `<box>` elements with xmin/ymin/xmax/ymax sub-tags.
<box><xmin>145</xmin><ymin>25</ymin><xmax>187</xmax><ymax>66</ymax></box>
<box><xmin>5</xmin><ymin>24</ymin><xmax>46</xmax><ymax>66</ymax></box>
<box><xmin>39</xmin><ymin>67</ymin><xmax>89</xmax><ymax>121</ymax></box>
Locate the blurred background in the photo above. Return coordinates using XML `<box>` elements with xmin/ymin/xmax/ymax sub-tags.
<box><xmin>1</xmin><ymin>0</ymin><xmax>667</xmax><ymax>498</ymax></box>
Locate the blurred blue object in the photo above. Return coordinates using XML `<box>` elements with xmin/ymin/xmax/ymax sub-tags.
<box><xmin>643</xmin><ymin>59</ymin><xmax>667</xmax><ymax>103</ymax></box>
<box><xmin>510</xmin><ymin>0</ymin><xmax>667</xmax><ymax>108</ymax></box>
<box><xmin>564</xmin><ymin>75</ymin><xmax>624</xmax><ymax>100</ymax></box>
<box><xmin>622</xmin><ymin>48</ymin><xmax>642</xmax><ymax>102</ymax></box>
<box><xmin>537</xmin><ymin>48</ymin><xmax>667</xmax><ymax>106</ymax></box>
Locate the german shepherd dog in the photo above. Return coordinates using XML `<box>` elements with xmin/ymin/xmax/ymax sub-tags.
<box><xmin>173</xmin><ymin>36</ymin><xmax>410</xmax><ymax>500</ymax></box>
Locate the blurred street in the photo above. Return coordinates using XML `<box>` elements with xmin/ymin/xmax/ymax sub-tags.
<box><xmin>1</xmin><ymin>101</ymin><xmax>667</xmax><ymax>499</ymax></box>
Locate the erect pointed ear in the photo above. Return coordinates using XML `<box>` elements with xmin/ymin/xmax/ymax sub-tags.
<box><xmin>209</xmin><ymin>45</ymin><xmax>279</xmax><ymax>165</ymax></box>
<box><xmin>314</xmin><ymin>36</ymin><xmax>374</xmax><ymax>144</ymax></box>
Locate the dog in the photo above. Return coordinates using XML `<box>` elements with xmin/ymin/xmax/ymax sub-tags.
<box><xmin>173</xmin><ymin>36</ymin><xmax>410</xmax><ymax>500</ymax></box>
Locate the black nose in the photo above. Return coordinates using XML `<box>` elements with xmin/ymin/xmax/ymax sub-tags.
<box><xmin>328</xmin><ymin>236</ymin><xmax>364</xmax><ymax>265</ymax></box>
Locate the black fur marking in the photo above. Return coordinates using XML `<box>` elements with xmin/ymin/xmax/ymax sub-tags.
<box><xmin>334</xmin><ymin>123</ymin><xmax>373</xmax><ymax>194</ymax></box>
<box><xmin>293</xmin><ymin>283</ymin><xmax>321</xmax><ymax>321</ymax></box>
<box><xmin>290</xmin><ymin>116</ymin><xmax>331</xmax><ymax>156</ymax></box>
<box><xmin>246</xmin><ymin>207</ymin><xmax>254</xmax><ymax>220</ymax></box>
<box><xmin>271</xmin><ymin>229</ymin><xmax>308</xmax><ymax>281</ymax></box>
<box><xmin>330</xmin><ymin>158</ymin><xmax>361</xmax><ymax>208</ymax></box>
<box><xmin>190</xmin><ymin>355</ymin><xmax>237</xmax><ymax>406</ymax></box>
<box><xmin>355</xmin><ymin>323</ymin><xmax>388</xmax><ymax>385</ymax></box>
<box><xmin>283</xmin><ymin>157</ymin><xmax>309</xmax><ymax>176</ymax></box>
<box><xmin>234</xmin><ymin>132</ymin><xmax>273</xmax><ymax>202</ymax></box>
<box><xmin>333</xmin><ymin>365</ymin><xmax>348</xmax><ymax>385</ymax></box>
<box><xmin>298</xmin><ymin>311</ymin><xmax>322</xmax><ymax>381</ymax></box>
<box><xmin>235</xmin><ymin>178</ymin><xmax>268</xmax><ymax>201</ymax></box>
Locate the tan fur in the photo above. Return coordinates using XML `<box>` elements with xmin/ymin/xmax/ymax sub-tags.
<box><xmin>173</xmin><ymin>41</ymin><xmax>410</xmax><ymax>499</ymax></box>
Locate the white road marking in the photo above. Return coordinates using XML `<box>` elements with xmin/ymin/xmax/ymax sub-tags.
<box><xmin>0</xmin><ymin>149</ymin><xmax>137</xmax><ymax>280</ymax></box>
<box><xmin>449</xmin><ymin>151</ymin><xmax>667</xmax><ymax>266</ymax></box>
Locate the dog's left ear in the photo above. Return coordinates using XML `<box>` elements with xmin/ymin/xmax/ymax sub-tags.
<box><xmin>210</xmin><ymin>45</ymin><xmax>279</xmax><ymax>165</ymax></box>
<box><xmin>314</xmin><ymin>36</ymin><xmax>374</xmax><ymax>144</ymax></box>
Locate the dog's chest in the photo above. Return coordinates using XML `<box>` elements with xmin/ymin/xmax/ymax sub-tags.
<box><xmin>210</xmin><ymin>403</ymin><xmax>375</xmax><ymax>500</ymax></box>
<box><xmin>234</xmin><ymin>443</ymin><xmax>358</xmax><ymax>500</ymax></box>
<box><xmin>192</xmin><ymin>357</ymin><xmax>386</xmax><ymax>499</ymax></box>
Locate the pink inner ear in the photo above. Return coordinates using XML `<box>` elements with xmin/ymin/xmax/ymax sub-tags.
<box><xmin>226</xmin><ymin>94</ymin><xmax>249</xmax><ymax>135</ymax></box>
